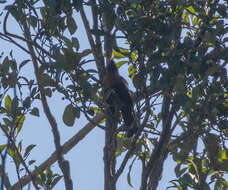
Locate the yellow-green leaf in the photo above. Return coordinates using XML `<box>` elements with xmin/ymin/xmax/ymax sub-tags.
<box><xmin>187</xmin><ymin>6</ymin><xmax>195</xmax><ymax>14</ymax></box>
<box><xmin>113</xmin><ymin>49</ymin><xmax>125</xmax><ymax>59</ymax></box>
<box><xmin>5</xmin><ymin>95</ymin><xmax>12</xmax><ymax>111</ymax></box>
<box><xmin>221</xmin><ymin>149</ymin><xmax>228</xmax><ymax>160</ymax></box>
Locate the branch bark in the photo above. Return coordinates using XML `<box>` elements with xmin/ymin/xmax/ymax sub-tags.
<box><xmin>18</xmin><ymin>5</ymin><xmax>73</xmax><ymax>189</ymax></box>
<box><xmin>9</xmin><ymin>73</ymin><xmax>159</xmax><ymax>190</ymax></box>
<box><xmin>0</xmin><ymin>165</ymin><xmax>11</xmax><ymax>190</ymax></box>
<box><xmin>80</xmin><ymin>5</ymin><xmax>105</xmax><ymax>80</ymax></box>
<box><xmin>140</xmin><ymin>95</ymin><xmax>175</xmax><ymax>190</ymax></box>
<box><xmin>10</xmin><ymin>113</ymin><xmax>104</xmax><ymax>190</ymax></box>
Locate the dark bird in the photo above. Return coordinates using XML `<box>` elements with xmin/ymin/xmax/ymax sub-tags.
<box><xmin>103</xmin><ymin>60</ymin><xmax>137</xmax><ymax>137</ymax></box>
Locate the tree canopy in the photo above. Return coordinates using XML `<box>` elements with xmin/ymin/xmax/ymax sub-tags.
<box><xmin>0</xmin><ymin>0</ymin><xmax>228</xmax><ymax>190</ymax></box>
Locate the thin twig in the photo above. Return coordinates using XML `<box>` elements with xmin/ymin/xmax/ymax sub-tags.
<box><xmin>18</xmin><ymin>6</ymin><xmax>73</xmax><ymax>189</ymax></box>
<box><xmin>0</xmin><ymin>123</ymin><xmax>39</xmax><ymax>190</ymax></box>
<box><xmin>10</xmin><ymin>113</ymin><xmax>104</xmax><ymax>190</ymax></box>
<box><xmin>79</xmin><ymin>5</ymin><xmax>105</xmax><ymax>79</ymax></box>
<box><xmin>0</xmin><ymin>165</ymin><xmax>11</xmax><ymax>189</ymax></box>
<box><xmin>3</xmin><ymin>11</ymin><xmax>53</xmax><ymax>59</ymax></box>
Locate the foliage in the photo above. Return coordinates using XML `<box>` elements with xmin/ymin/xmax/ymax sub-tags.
<box><xmin>0</xmin><ymin>0</ymin><xmax>227</xmax><ymax>190</ymax></box>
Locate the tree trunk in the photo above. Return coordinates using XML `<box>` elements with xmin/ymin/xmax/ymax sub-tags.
<box><xmin>103</xmin><ymin>110</ymin><xmax>118</xmax><ymax>190</ymax></box>
<box><xmin>140</xmin><ymin>96</ymin><xmax>174</xmax><ymax>190</ymax></box>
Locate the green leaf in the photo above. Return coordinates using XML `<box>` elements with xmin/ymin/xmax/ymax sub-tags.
<box><xmin>63</xmin><ymin>104</ymin><xmax>76</xmax><ymax>127</ymax></box>
<box><xmin>113</xmin><ymin>49</ymin><xmax>126</xmax><ymax>59</ymax></box>
<box><xmin>24</xmin><ymin>144</ymin><xmax>36</xmax><ymax>159</ymax></box>
<box><xmin>127</xmin><ymin>172</ymin><xmax>134</xmax><ymax>187</ymax></box>
<box><xmin>28</xmin><ymin>160</ymin><xmax>36</xmax><ymax>165</ymax></box>
<box><xmin>19</xmin><ymin>59</ymin><xmax>30</xmax><ymax>70</ymax></box>
<box><xmin>62</xmin><ymin>36</ymin><xmax>73</xmax><ymax>49</ymax></box>
<box><xmin>180</xmin><ymin>173</ymin><xmax>195</xmax><ymax>187</ymax></box>
<box><xmin>30</xmin><ymin>107</ymin><xmax>40</xmax><ymax>117</ymax></box>
<box><xmin>23</xmin><ymin>97</ymin><xmax>31</xmax><ymax>108</ymax></box>
<box><xmin>87</xmin><ymin>109</ymin><xmax>94</xmax><ymax>116</ymax></box>
<box><xmin>131</xmin><ymin>51</ymin><xmax>137</xmax><ymax>62</ymax></box>
<box><xmin>175</xmin><ymin>164</ymin><xmax>187</xmax><ymax>177</ymax></box>
<box><xmin>18</xmin><ymin>141</ymin><xmax>22</xmax><ymax>153</ymax></box>
<box><xmin>43</xmin><ymin>0</ymin><xmax>56</xmax><ymax>10</ymax></box>
<box><xmin>187</xmin><ymin>159</ymin><xmax>199</xmax><ymax>179</ymax></box>
<box><xmin>44</xmin><ymin>88</ymin><xmax>52</xmax><ymax>97</ymax></box>
<box><xmin>174</xmin><ymin>94</ymin><xmax>192</xmax><ymax>114</ymax></box>
<box><xmin>5</xmin><ymin>5</ymin><xmax>20</xmax><ymax>22</ymax></box>
<box><xmin>81</xmin><ymin>49</ymin><xmax>92</xmax><ymax>57</ymax></box>
<box><xmin>8</xmin><ymin>147</ymin><xmax>15</xmax><ymax>158</ymax></box>
<box><xmin>40</xmin><ymin>7</ymin><xmax>46</xmax><ymax>19</ymax></box>
<box><xmin>3</xmin><ymin>117</ymin><xmax>11</xmax><ymax>126</ymax></box>
<box><xmin>5</xmin><ymin>95</ymin><xmax>12</xmax><ymax>111</ymax></box>
<box><xmin>186</xmin><ymin>6</ymin><xmax>195</xmax><ymax>14</ymax></box>
<box><xmin>67</xmin><ymin>15</ymin><xmax>77</xmax><ymax>35</ymax></box>
<box><xmin>50</xmin><ymin>176</ymin><xmax>62</xmax><ymax>189</ymax></box>
<box><xmin>39</xmin><ymin>74</ymin><xmax>56</xmax><ymax>87</ymax></box>
<box><xmin>116</xmin><ymin>61</ymin><xmax>128</xmax><ymax>68</ymax></box>
<box><xmin>16</xmin><ymin>115</ymin><xmax>25</xmax><ymax>136</ymax></box>
<box><xmin>79</xmin><ymin>80</ymin><xmax>92</xmax><ymax>99</ymax></box>
<box><xmin>0</xmin><ymin>144</ymin><xmax>6</xmax><ymax>153</ymax></box>
<box><xmin>29</xmin><ymin>16</ymin><xmax>38</xmax><ymax>28</ymax></box>
<box><xmin>193</xmin><ymin>16</ymin><xmax>198</xmax><ymax>25</ymax></box>
<box><xmin>73</xmin><ymin>107</ymin><xmax>80</xmax><ymax>118</ymax></box>
<box><xmin>31</xmin><ymin>87</ymin><xmax>38</xmax><ymax>97</ymax></box>
<box><xmin>72</xmin><ymin>37</ymin><xmax>79</xmax><ymax>50</ymax></box>
<box><xmin>12</xmin><ymin>96</ymin><xmax>19</xmax><ymax>115</ymax></box>
<box><xmin>127</xmin><ymin>156</ymin><xmax>136</xmax><ymax>188</ymax></box>
<box><xmin>90</xmin><ymin>29</ymin><xmax>105</xmax><ymax>36</ymax></box>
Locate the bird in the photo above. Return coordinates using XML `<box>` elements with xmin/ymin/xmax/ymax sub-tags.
<box><xmin>103</xmin><ymin>60</ymin><xmax>137</xmax><ymax>137</ymax></box>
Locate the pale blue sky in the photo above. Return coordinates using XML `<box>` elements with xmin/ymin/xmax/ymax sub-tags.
<box><xmin>0</xmin><ymin>2</ymin><xmax>176</xmax><ymax>189</ymax></box>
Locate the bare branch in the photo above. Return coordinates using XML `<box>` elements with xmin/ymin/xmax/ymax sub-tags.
<box><xmin>80</xmin><ymin>6</ymin><xmax>105</xmax><ymax>79</ymax></box>
<box><xmin>0</xmin><ymin>165</ymin><xmax>11</xmax><ymax>190</ymax></box>
<box><xmin>114</xmin><ymin>107</ymin><xmax>151</xmax><ymax>182</ymax></box>
<box><xmin>18</xmin><ymin>6</ymin><xmax>73</xmax><ymax>189</ymax></box>
<box><xmin>10</xmin><ymin>113</ymin><xmax>104</xmax><ymax>190</ymax></box>
<box><xmin>3</xmin><ymin>11</ymin><xmax>53</xmax><ymax>59</ymax></box>
<box><xmin>10</xmin><ymin>82</ymin><xmax>160</xmax><ymax>189</ymax></box>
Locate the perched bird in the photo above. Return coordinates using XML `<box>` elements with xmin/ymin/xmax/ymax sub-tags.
<box><xmin>103</xmin><ymin>60</ymin><xmax>137</xmax><ymax>137</ymax></box>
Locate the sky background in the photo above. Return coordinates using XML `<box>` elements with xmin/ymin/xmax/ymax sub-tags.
<box><xmin>0</xmin><ymin>1</ymin><xmax>177</xmax><ymax>189</ymax></box>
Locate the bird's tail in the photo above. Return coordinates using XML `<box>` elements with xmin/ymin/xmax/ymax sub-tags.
<box><xmin>121</xmin><ymin>106</ymin><xmax>137</xmax><ymax>137</ymax></box>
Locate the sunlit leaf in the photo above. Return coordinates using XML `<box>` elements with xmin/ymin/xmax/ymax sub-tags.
<box><xmin>127</xmin><ymin>172</ymin><xmax>134</xmax><ymax>187</ymax></box>
<box><xmin>113</xmin><ymin>49</ymin><xmax>125</xmax><ymax>59</ymax></box>
<box><xmin>116</xmin><ymin>61</ymin><xmax>127</xmax><ymax>68</ymax></box>
<box><xmin>186</xmin><ymin>6</ymin><xmax>195</xmax><ymax>14</ymax></box>
<box><xmin>5</xmin><ymin>95</ymin><xmax>12</xmax><ymax>112</ymax></box>
<box><xmin>0</xmin><ymin>144</ymin><xmax>6</xmax><ymax>153</ymax></box>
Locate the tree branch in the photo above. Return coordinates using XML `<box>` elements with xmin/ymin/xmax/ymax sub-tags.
<box><xmin>3</xmin><ymin>11</ymin><xmax>53</xmax><ymax>59</ymax></box>
<box><xmin>114</xmin><ymin>102</ymin><xmax>151</xmax><ymax>182</ymax></box>
<box><xmin>10</xmin><ymin>113</ymin><xmax>104</xmax><ymax>190</ymax></box>
<box><xmin>0</xmin><ymin>165</ymin><xmax>11</xmax><ymax>190</ymax></box>
<box><xmin>0</xmin><ymin>125</ymin><xmax>39</xmax><ymax>190</ymax></box>
<box><xmin>80</xmin><ymin>5</ymin><xmax>105</xmax><ymax>79</ymax></box>
<box><xmin>18</xmin><ymin>6</ymin><xmax>73</xmax><ymax>189</ymax></box>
